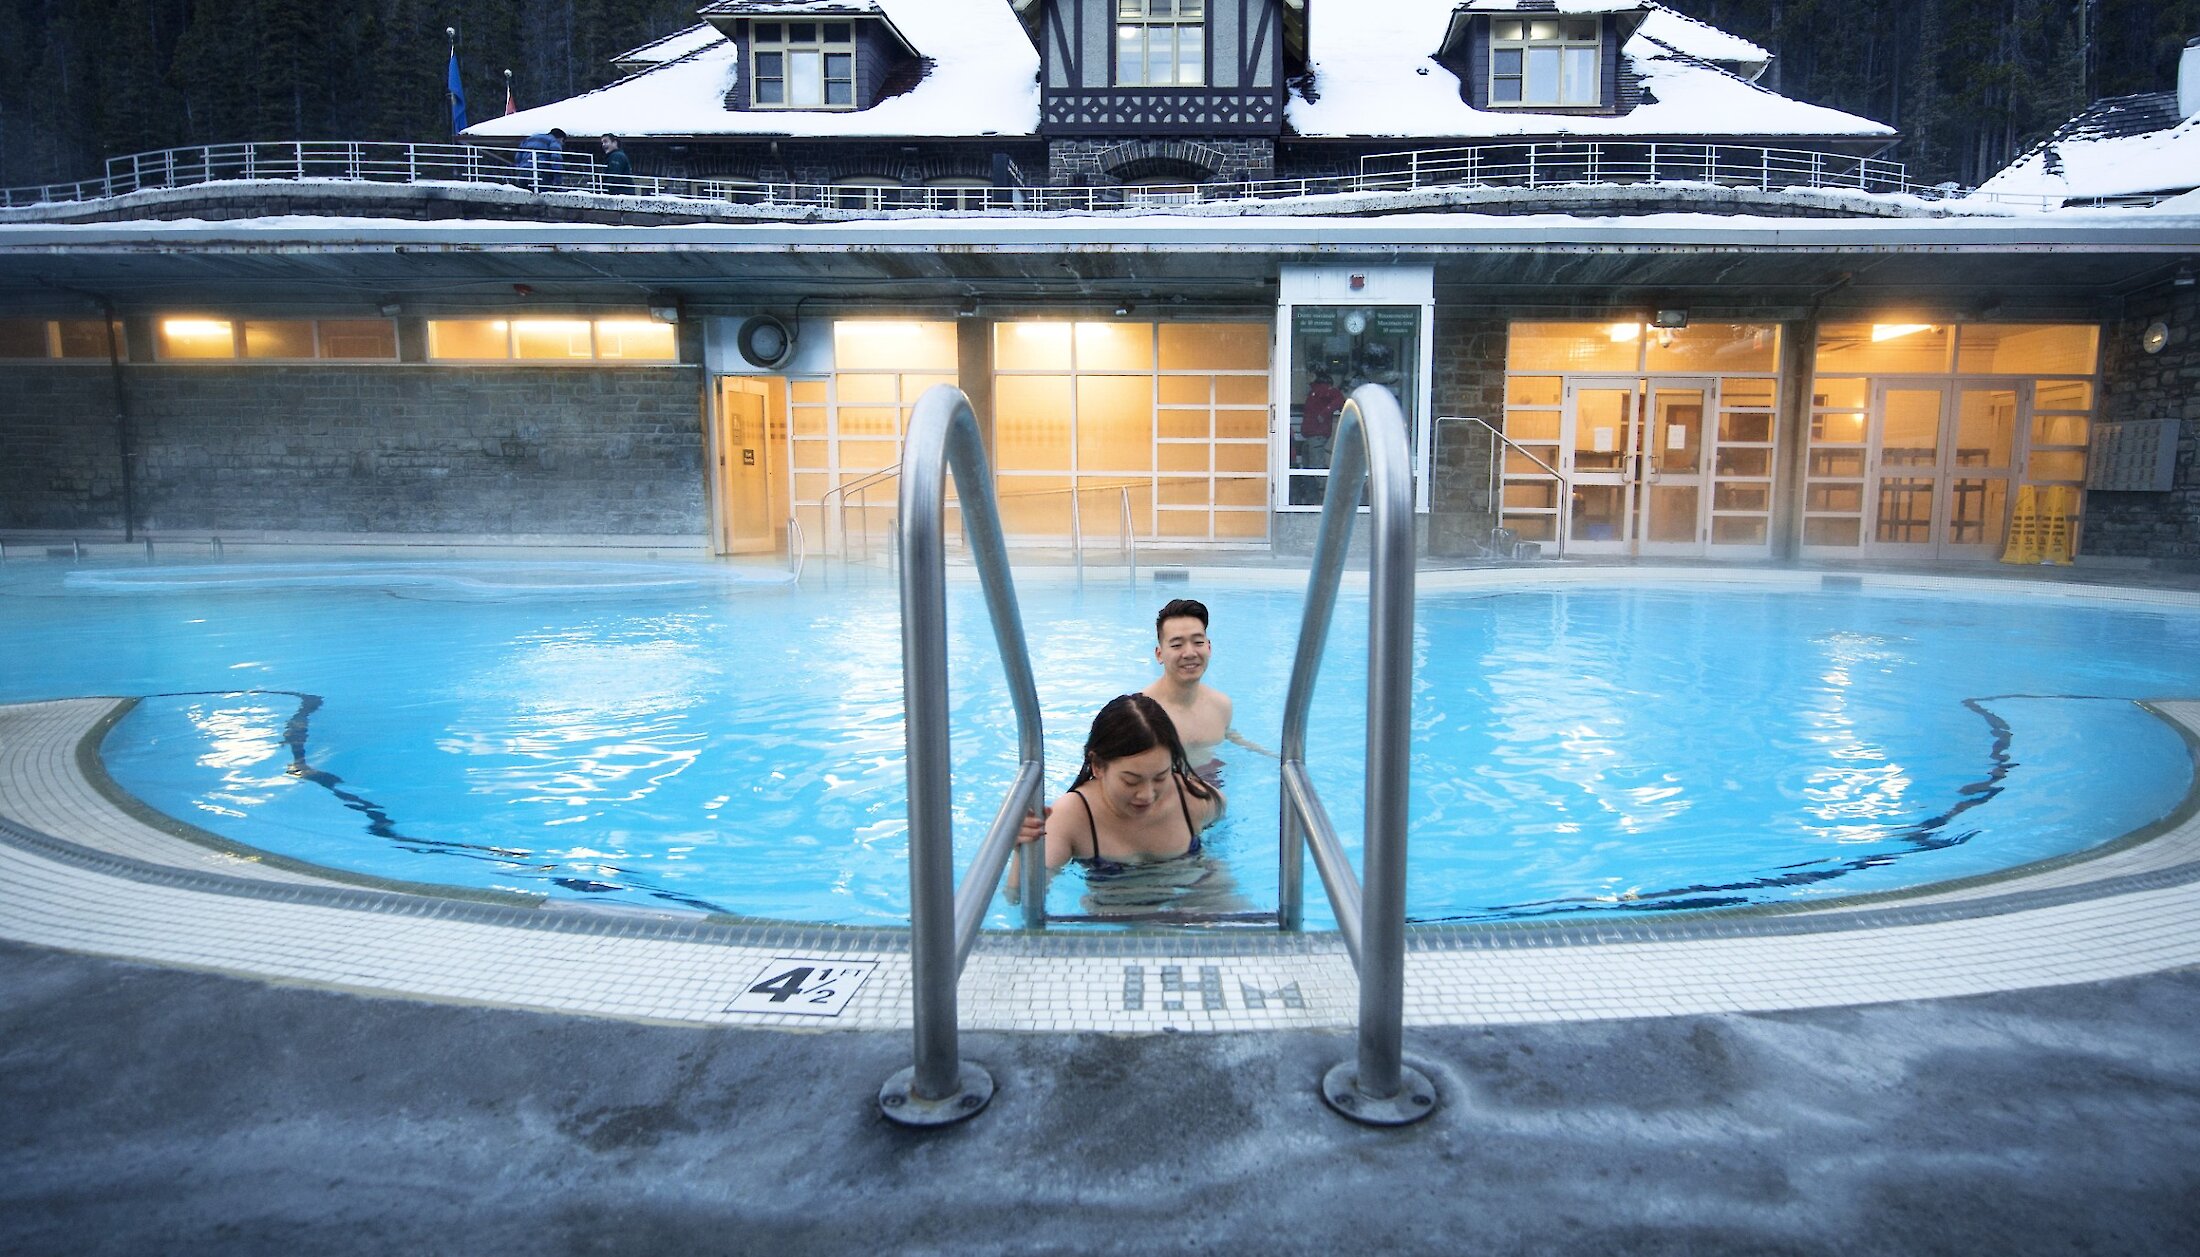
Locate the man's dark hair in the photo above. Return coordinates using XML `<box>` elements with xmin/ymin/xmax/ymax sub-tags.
<box><xmin>1155</xmin><ymin>598</ymin><xmax>1209</xmax><ymax>639</ymax></box>
<box><xmin>550</xmin><ymin>128</ymin><xmax>568</xmax><ymax>141</ymax></box>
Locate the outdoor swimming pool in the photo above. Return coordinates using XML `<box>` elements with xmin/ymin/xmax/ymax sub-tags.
<box><xmin>2</xmin><ymin>558</ymin><xmax>2196</xmax><ymax>929</ymax></box>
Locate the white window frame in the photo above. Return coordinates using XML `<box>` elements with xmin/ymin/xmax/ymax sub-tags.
<box><xmin>1489</xmin><ymin>15</ymin><xmax>1601</xmax><ymax>108</ymax></box>
<box><xmin>750</xmin><ymin>20</ymin><xmax>856</xmax><ymax>110</ymax></box>
<box><xmin>1115</xmin><ymin>0</ymin><xmax>1205</xmax><ymax>88</ymax></box>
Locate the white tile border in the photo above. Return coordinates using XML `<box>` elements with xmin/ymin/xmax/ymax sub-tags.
<box><xmin>5</xmin><ymin>679</ymin><xmax>2199</xmax><ymax>1033</ymax></box>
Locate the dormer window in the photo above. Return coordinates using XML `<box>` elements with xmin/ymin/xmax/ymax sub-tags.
<box><xmin>1490</xmin><ymin>17</ymin><xmax>1600</xmax><ymax>107</ymax></box>
<box><xmin>1116</xmin><ymin>0</ymin><xmax>1205</xmax><ymax>88</ymax></box>
<box><xmin>752</xmin><ymin>20</ymin><xmax>855</xmax><ymax>108</ymax></box>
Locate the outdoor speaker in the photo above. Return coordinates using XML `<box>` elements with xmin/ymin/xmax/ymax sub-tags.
<box><xmin>735</xmin><ymin>315</ymin><xmax>795</xmax><ymax>369</ymax></box>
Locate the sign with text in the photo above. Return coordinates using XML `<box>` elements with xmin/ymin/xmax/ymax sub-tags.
<box><xmin>725</xmin><ymin>957</ymin><xmax>877</xmax><ymax>1017</ymax></box>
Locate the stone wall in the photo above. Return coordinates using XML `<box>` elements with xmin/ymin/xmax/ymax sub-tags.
<box><xmin>1046</xmin><ymin>137</ymin><xmax>1275</xmax><ymax>185</ymax></box>
<box><xmin>1429</xmin><ymin>315</ymin><xmax>1509</xmax><ymax>557</ymax></box>
<box><xmin>2083</xmin><ymin>288</ymin><xmax>2200</xmax><ymax>567</ymax></box>
<box><xmin>0</xmin><ymin>363</ymin><xmax>709</xmax><ymax>541</ymax></box>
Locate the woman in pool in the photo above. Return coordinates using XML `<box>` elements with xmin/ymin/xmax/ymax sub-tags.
<box><xmin>1011</xmin><ymin>693</ymin><xmax>1234</xmax><ymax>912</ymax></box>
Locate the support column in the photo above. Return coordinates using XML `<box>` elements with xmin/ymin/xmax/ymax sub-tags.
<box><xmin>1772</xmin><ymin>315</ymin><xmax>1818</xmax><ymax>562</ymax></box>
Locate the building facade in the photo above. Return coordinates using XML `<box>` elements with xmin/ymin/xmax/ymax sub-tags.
<box><xmin>1</xmin><ymin>1</ymin><xmax>2195</xmax><ymax>568</ymax></box>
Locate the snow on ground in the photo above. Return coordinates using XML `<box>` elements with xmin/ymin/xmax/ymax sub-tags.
<box><xmin>464</xmin><ymin>0</ymin><xmax>1037</xmax><ymax>140</ymax></box>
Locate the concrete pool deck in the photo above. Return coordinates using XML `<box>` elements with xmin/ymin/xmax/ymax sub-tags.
<box><xmin>4</xmin><ymin>562</ymin><xmax>2200</xmax><ymax>1251</ymax></box>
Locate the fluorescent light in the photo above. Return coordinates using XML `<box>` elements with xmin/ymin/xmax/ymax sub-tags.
<box><xmin>1607</xmin><ymin>322</ymin><xmax>1641</xmax><ymax>343</ymax></box>
<box><xmin>1871</xmin><ymin>323</ymin><xmax>1934</xmax><ymax>342</ymax></box>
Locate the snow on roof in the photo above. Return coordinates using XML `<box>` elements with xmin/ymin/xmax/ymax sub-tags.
<box><xmin>1632</xmin><ymin>4</ymin><xmax>1769</xmax><ymax>74</ymax></box>
<box><xmin>1977</xmin><ymin>95</ymin><xmax>2200</xmax><ymax>203</ymax></box>
<box><xmin>610</xmin><ymin>23</ymin><xmax>725</xmax><ymax>70</ymax></box>
<box><xmin>465</xmin><ymin>0</ymin><xmax>1036</xmax><ymax>141</ymax></box>
<box><xmin>1287</xmin><ymin>0</ymin><xmax>1890</xmax><ymax>140</ymax></box>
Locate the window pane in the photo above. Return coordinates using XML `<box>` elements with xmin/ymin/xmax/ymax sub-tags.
<box><xmin>1158</xmin><ymin>411</ymin><xmax>1209</xmax><ymax>438</ymax></box>
<box><xmin>1177</xmin><ymin>26</ymin><xmax>1202</xmax><ymax>85</ymax></box>
<box><xmin>757</xmin><ymin>80</ymin><xmax>784</xmax><ymax>104</ymax></box>
<box><xmin>1494</xmin><ymin>20</ymin><xmax>1523</xmax><ymax>40</ymax></box>
<box><xmin>1493</xmin><ymin>49</ymin><xmax>1522</xmax><ymax>75</ymax></box>
<box><xmin>756</xmin><ymin>51</ymin><xmax>781</xmax><ymax>76</ymax></box>
<box><xmin>789</xmin><ymin>51</ymin><xmax>823</xmax><ymax>105</ymax></box>
<box><xmin>1812</xmin><ymin>377</ymin><xmax>1866</xmax><ymax>409</ymax></box>
<box><xmin>1160</xmin><ymin>322</ymin><xmax>1268</xmax><ymax>370</ymax></box>
<box><xmin>0</xmin><ymin>320</ymin><xmax>48</xmax><ymax>357</ymax></box>
<box><xmin>511</xmin><ymin>319</ymin><xmax>592</xmax><ymax>360</ymax></box>
<box><xmin>55</xmin><ymin>320</ymin><xmax>117</xmax><ymax>358</ymax></box>
<box><xmin>158</xmin><ymin>318</ymin><xmax>236</xmax><ymax>359</ymax></box>
<box><xmin>833</xmin><ymin>321</ymin><xmax>956</xmax><ymax>369</ymax></box>
<box><xmin>1507</xmin><ymin>376</ymin><xmax>1561</xmax><ymax>406</ymax></box>
<box><xmin>789</xmin><ymin>23</ymin><xmax>816</xmax><ymax>41</ymax></box>
<box><xmin>994</xmin><ymin>376</ymin><xmax>1073</xmax><ymax>470</ymax></box>
<box><xmin>1492</xmin><ymin>77</ymin><xmax>1522</xmax><ymax>103</ymax></box>
<box><xmin>427</xmin><ymin>319</ymin><xmax>508</xmax><ymax>359</ymax></box>
<box><xmin>824</xmin><ymin>23</ymin><xmax>850</xmax><ymax>42</ymax></box>
<box><xmin>1719</xmin><ymin>412</ymin><xmax>1772</xmax><ymax>443</ymax></box>
<box><xmin>1804</xmin><ymin>517</ymin><xmax>1862</xmax><ymax>547</ymax></box>
<box><xmin>755</xmin><ymin>23</ymin><xmax>780</xmax><ymax>41</ymax></box>
<box><xmin>825</xmin><ymin>53</ymin><xmax>852</xmax><ymax>78</ymax></box>
<box><xmin>1561</xmin><ymin>47</ymin><xmax>1598</xmax><ymax>104</ymax></box>
<box><xmin>1118</xmin><ymin>26</ymin><xmax>1142</xmax><ymax>82</ymax></box>
<box><xmin>1528</xmin><ymin>20</ymin><xmax>1559</xmax><ymax>39</ymax></box>
<box><xmin>1562</xmin><ymin>18</ymin><xmax>1598</xmax><ymax>40</ymax></box>
<box><xmin>1957</xmin><ymin>324</ymin><xmax>2098</xmax><ymax>374</ymax></box>
<box><xmin>1508</xmin><ymin>322</ymin><xmax>1637</xmax><ymax>372</ymax></box>
<box><xmin>1811</xmin><ymin>412</ymin><xmax>1867</xmax><ymax>444</ymax></box>
<box><xmin>1644</xmin><ymin>323</ymin><xmax>1779</xmax><ymax>372</ymax></box>
<box><xmin>595</xmin><ymin>319</ymin><xmax>676</xmax><ymax>360</ymax></box>
<box><xmin>2028</xmin><ymin>451</ymin><xmax>2086</xmax><ymax>481</ymax></box>
<box><xmin>1075</xmin><ymin>321</ymin><xmax>1153</xmax><ymax>371</ymax></box>
<box><xmin>1077</xmin><ymin>375</ymin><xmax>1154</xmax><ymax>471</ymax></box>
<box><xmin>2032</xmin><ymin>415</ymin><xmax>2089</xmax><ymax>447</ymax></box>
<box><xmin>1527</xmin><ymin>48</ymin><xmax>1560</xmax><ymax>101</ymax></box>
<box><xmin>1213</xmin><ymin>375</ymin><xmax>1267</xmax><ymax>405</ymax></box>
<box><xmin>1954</xmin><ymin>389</ymin><xmax>2017</xmax><ymax>469</ymax></box>
<box><xmin>1815</xmin><ymin>323</ymin><xmax>1950</xmax><ymax>373</ymax></box>
<box><xmin>317</xmin><ymin>320</ymin><xmax>397</xmax><ymax>359</ymax></box>
<box><xmin>2036</xmin><ymin>379</ymin><xmax>2092</xmax><ymax>410</ymax></box>
<box><xmin>1215</xmin><ymin>409</ymin><xmax>1265</xmax><ymax>439</ymax></box>
<box><xmin>241</xmin><ymin>320</ymin><xmax>315</xmax><ymax>359</ymax></box>
<box><xmin>1715</xmin><ymin>447</ymin><xmax>1772</xmax><ymax>477</ymax></box>
<box><xmin>996</xmin><ymin>321</ymin><xmax>1073</xmax><ymax>370</ymax></box>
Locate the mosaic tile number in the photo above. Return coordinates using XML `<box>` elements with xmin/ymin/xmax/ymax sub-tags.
<box><xmin>725</xmin><ymin>956</ymin><xmax>876</xmax><ymax>1017</ymax></box>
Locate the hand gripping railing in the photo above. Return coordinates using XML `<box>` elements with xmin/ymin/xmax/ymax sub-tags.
<box><xmin>878</xmin><ymin>385</ymin><xmax>1048</xmax><ymax>1127</ymax></box>
<box><xmin>1277</xmin><ymin>383</ymin><xmax>1438</xmax><ymax>1126</ymax></box>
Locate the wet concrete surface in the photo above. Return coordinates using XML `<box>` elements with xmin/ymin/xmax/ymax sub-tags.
<box><xmin>2</xmin><ymin>939</ymin><xmax>2196</xmax><ymax>1256</ymax></box>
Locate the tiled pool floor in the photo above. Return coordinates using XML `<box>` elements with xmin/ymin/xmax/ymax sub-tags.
<box><xmin>6</xmin><ymin>688</ymin><xmax>2199</xmax><ymax>1034</ymax></box>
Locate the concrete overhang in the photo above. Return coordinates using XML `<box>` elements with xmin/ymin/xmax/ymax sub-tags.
<box><xmin>1</xmin><ymin>215</ymin><xmax>2194</xmax><ymax>321</ymax></box>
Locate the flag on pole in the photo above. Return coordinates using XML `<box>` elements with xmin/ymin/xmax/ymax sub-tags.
<box><xmin>446</xmin><ymin>29</ymin><xmax>469</xmax><ymax>134</ymax></box>
<box><xmin>504</xmin><ymin>69</ymin><xmax>517</xmax><ymax>116</ymax></box>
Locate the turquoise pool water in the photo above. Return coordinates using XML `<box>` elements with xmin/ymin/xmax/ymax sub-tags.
<box><xmin>2</xmin><ymin>559</ymin><xmax>2196</xmax><ymax>928</ymax></box>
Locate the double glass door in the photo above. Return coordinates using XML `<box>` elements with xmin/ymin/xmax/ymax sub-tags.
<box><xmin>1564</xmin><ymin>377</ymin><xmax>1712</xmax><ymax>555</ymax></box>
<box><xmin>1868</xmin><ymin>383</ymin><xmax>2018</xmax><ymax>560</ymax></box>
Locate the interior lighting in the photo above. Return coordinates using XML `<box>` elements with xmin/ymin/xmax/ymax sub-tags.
<box><xmin>1870</xmin><ymin>323</ymin><xmax>1935</xmax><ymax>341</ymax></box>
<box><xmin>162</xmin><ymin>319</ymin><xmax>232</xmax><ymax>338</ymax></box>
<box><xmin>1606</xmin><ymin>322</ymin><xmax>1642</xmax><ymax>343</ymax></box>
<box><xmin>647</xmin><ymin>303</ymin><xmax>680</xmax><ymax>324</ymax></box>
<box><xmin>1114</xmin><ymin>301</ymin><xmax>1135</xmax><ymax>317</ymax></box>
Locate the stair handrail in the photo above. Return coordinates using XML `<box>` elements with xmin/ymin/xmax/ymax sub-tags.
<box><xmin>878</xmin><ymin>384</ymin><xmax>1047</xmax><ymax>1127</ymax></box>
<box><xmin>1276</xmin><ymin>383</ymin><xmax>1438</xmax><ymax>1127</ymax></box>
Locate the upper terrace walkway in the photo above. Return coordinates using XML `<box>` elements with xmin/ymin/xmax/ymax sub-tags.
<box><xmin>0</xmin><ymin>137</ymin><xmax>2113</xmax><ymax>222</ymax></box>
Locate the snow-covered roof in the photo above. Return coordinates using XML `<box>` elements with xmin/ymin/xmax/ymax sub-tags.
<box><xmin>466</xmin><ymin>0</ymin><xmax>1037</xmax><ymax>141</ymax></box>
<box><xmin>1288</xmin><ymin>0</ymin><xmax>1891</xmax><ymax>140</ymax></box>
<box><xmin>610</xmin><ymin>23</ymin><xmax>725</xmax><ymax>72</ymax></box>
<box><xmin>1977</xmin><ymin>92</ymin><xmax>2200</xmax><ymax>203</ymax></box>
<box><xmin>472</xmin><ymin>0</ymin><xmax>1880</xmax><ymax>146</ymax></box>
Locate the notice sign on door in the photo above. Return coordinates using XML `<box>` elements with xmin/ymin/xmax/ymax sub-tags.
<box><xmin>1593</xmin><ymin>427</ymin><xmax>1617</xmax><ymax>452</ymax></box>
<box><xmin>726</xmin><ymin>956</ymin><xmax>878</xmax><ymax>1017</ymax></box>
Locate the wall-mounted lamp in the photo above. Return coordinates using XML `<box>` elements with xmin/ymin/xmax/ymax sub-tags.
<box><xmin>376</xmin><ymin>301</ymin><xmax>401</xmax><ymax>318</ymax></box>
<box><xmin>1651</xmin><ymin>308</ymin><xmax>1689</xmax><ymax>329</ymax></box>
<box><xmin>2176</xmin><ymin>264</ymin><xmax>2196</xmax><ymax>288</ymax></box>
<box><xmin>956</xmin><ymin>298</ymin><xmax>980</xmax><ymax>319</ymax></box>
<box><xmin>648</xmin><ymin>303</ymin><xmax>680</xmax><ymax>324</ymax></box>
<box><xmin>1113</xmin><ymin>301</ymin><xmax>1135</xmax><ymax>317</ymax></box>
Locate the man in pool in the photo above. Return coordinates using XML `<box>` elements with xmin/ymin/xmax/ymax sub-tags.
<box><xmin>1140</xmin><ymin>598</ymin><xmax>1269</xmax><ymax>783</ymax></box>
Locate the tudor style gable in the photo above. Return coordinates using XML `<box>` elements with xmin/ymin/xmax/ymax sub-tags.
<box><xmin>1016</xmin><ymin>0</ymin><xmax>1295</xmax><ymax>136</ymax></box>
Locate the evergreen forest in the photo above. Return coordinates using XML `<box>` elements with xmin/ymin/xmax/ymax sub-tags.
<box><xmin>1</xmin><ymin>0</ymin><xmax>2196</xmax><ymax>191</ymax></box>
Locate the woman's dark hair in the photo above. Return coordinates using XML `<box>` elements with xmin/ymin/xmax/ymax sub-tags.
<box><xmin>1070</xmin><ymin>693</ymin><xmax>1216</xmax><ymax>800</ymax></box>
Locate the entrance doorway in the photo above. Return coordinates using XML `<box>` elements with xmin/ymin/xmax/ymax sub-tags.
<box><xmin>713</xmin><ymin>376</ymin><xmax>783</xmax><ymax>555</ymax></box>
<box><xmin>1865</xmin><ymin>382</ymin><xmax>2019</xmax><ymax>561</ymax></box>
<box><xmin>1563</xmin><ymin>377</ymin><xmax>1714</xmax><ymax>555</ymax></box>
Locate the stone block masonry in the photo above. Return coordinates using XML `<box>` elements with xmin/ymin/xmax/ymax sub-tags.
<box><xmin>0</xmin><ymin>364</ymin><xmax>708</xmax><ymax>541</ymax></box>
<box><xmin>2084</xmin><ymin>289</ymin><xmax>2200</xmax><ymax>567</ymax></box>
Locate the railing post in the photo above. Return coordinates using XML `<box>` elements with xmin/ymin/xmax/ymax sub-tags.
<box><xmin>1277</xmin><ymin>384</ymin><xmax>1436</xmax><ymax>1127</ymax></box>
<box><xmin>880</xmin><ymin>385</ymin><xmax>1045</xmax><ymax>1127</ymax></box>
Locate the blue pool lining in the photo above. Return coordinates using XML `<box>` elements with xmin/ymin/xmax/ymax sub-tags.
<box><xmin>26</xmin><ymin>695</ymin><xmax>2200</xmax><ymax>958</ymax></box>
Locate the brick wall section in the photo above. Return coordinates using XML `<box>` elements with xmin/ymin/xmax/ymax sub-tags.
<box><xmin>1429</xmin><ymin>314</ymin><xmax>1509</xmax><ymax>556</ymax></box>
<box><xmin>1047</xmin><ymin>137</ymin><xmax>1275</xmax><ymax>185</ymax></box>
<box><xmin>2083</xmin><ymin>289</ymin><xmax>2200</xmax><ymax>565</ymax></box>
<box><xmin>0</xmin><ymin>364</ymin><xmax>707</xmax><ymax>538</ymax></box>
<box><xmin>0</xmin><ymin>369</ymin><xmax>129</xmax><ymax>530</ymax></box>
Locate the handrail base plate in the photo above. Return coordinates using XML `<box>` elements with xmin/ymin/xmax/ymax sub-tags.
<box><xmin>1321</xmin><ymin>1060</ymin><xmax>1438</xmax><ymax>1127</ymax></box>
<box><xmin>879</xmin><ymin>1062</ymin><xmax>995</xmax><ymax>1128</ymax></box>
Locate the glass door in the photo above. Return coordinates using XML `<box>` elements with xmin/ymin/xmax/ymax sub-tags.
<box><xmin>1637</xmin><ymin>379</ymin><xmax>1713</xmax><ymax>555</ymax></box>
<box><xmin>1563</xmin><ymin>380</ymin><xmax>1638</xmax><ymax>554</ymax></box>
<box><xmin>1944</xmin><ymin>384</ymin><xmax>2019</xmax><ymax>559</ymax></box>
<box><xmin>1868</xmin><ymin>384</ymin><xmax>1946</xmax><ymax>557</ymax></box>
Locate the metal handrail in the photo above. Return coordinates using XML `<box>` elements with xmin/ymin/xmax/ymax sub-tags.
<box><xmin>878</xmin><ymin>384</ymin><xmax>1047</xmax><ymax>1127</ymax></box>
<box><xmin>816</xmin><ymin>463</ymin><xmax>902</xmax><ymax>562</ymax></box>
<box><xmin>785</xmin><ymin>512</ymin><xmax>807</xmax><ymax>583</ymax></box>
<box><xmin>1276</xmin><ymin>383</ymin><xmax>1436</xmax><ymax>1127</ymax></box>
<box><xmin>1444</xmin><ymin>415</ymin><xmax>1567</xmax><ymax>560</ymax></box>
<box><xmin>10</xmin><ymin>135</ymin><xmax>2133</xmax><ymax>216</ymax></box>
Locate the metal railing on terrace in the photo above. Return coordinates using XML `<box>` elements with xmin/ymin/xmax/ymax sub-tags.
<box><xmin>0</xmin><ymin>135</ymin><xmax>2087</xmax><ymax>215</ymax></box>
